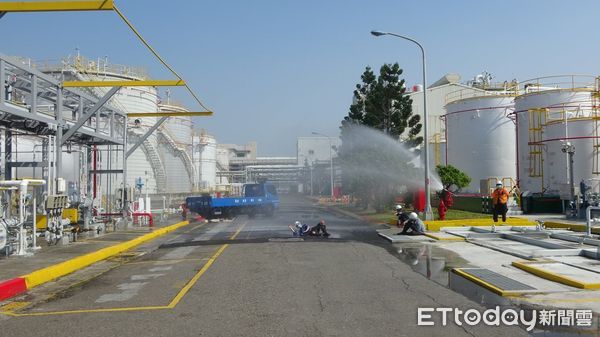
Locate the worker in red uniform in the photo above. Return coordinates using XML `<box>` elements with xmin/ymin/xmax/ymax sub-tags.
<box><xmin>491</xmin><ymin>181</ymin><xmax>510</xmax><ymax>223</ymax></box>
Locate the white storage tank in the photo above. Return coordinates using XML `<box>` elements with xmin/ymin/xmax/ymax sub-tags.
<box><xmin>160</xmin><ymin>103</ymin><xmax>193</xmax><ymax>145</ymax></box>
<box><xmin>542</xmin><ymin>118</ymin><xmax>600</xmax><ymax>194</ymax></box>
<box><xmin>195</xmin><ymin>133</ymin><xmax>217</xmax><ymax>190</ymax></box>
<box><xmin>157</xmin><ymin>103</ymin><xmax>194</xmax><ymax>193</ymax></box>
<box><xmin>514</xmin><ymin>76</ymin><xmax>597</xmax><ymax>193</ymax></box>
<box><xmin>445</xmin><ymin>95</ymin><xmax>516</xmax><ymax>192</ymax></box>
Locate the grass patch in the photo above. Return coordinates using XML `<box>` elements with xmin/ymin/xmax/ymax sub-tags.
<box><xmin>336</xmin><ymin>204</ymin><xmax>489</xmax><ymax>223</ymax></box>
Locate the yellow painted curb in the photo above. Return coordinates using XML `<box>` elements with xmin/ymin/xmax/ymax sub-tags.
<box><xmin>452</xmin><ymin>268</ymin><xmax>522</xmax><ymax>297</ymax></box>
<box><xmin>423</xmin><ymin>233</ymin><xmax>465</xmax><ymax>241</ymax></box>
<box><xmin>543</xmin><ymin>222</ymin><xmax>600</xmax><ymax>234</ymax></box>
<box><xmin>425</xmin><ymin>218</ymin><xmax>535</xmax><ymax>231</ymax></box>
<box><xmin>512</xmin><ymin>260</ymin><xmax>600</xmax><ymax>290</ymax></box>
<box><xmin>22</xmin><ymin>220</ymin><xmax>190</xmax><ymax>289</ymax></box>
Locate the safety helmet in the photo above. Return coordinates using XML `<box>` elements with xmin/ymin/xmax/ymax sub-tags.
<box><xmin>295</xmin><ymin>221</ymin><xmax>301</xmax><ymax>227</ymax></box>
<box><xmin>409</xmin><ymin>212</ymin><xmax>418</xmax><ymax>220</ymax></box>
<box><xmin>496</xmin><ymin>181</ymin><xmax>503</xmax><ymax>187</ymax></box>
<box><xmin>395</xmin><ymin>204</ymin><xmax>402</xmax><ymax>210</ymax></box>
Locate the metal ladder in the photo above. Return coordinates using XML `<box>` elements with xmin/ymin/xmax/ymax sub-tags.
<box><xmin>157</xmin><ymin>129</ymin><xmax>196</xmax><ymax>184</ymax></box>
<box><xmin>128</xmin><ymin>131</ymin><xmax>167</xmax><ymax>193</ymax></box>
<box><xmin>528</xmin><ymin>108</ymin><xmax>547</xmax><ymax>179</ymax></box>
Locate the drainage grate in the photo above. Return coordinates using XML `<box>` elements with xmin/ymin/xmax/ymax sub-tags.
<box><xmin>461</xmin><ymin>268</ymin><xmax>537</xmax><ymax>291</ymax></box>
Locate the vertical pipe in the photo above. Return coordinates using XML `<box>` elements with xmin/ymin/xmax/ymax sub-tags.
<box><xmin>93</xmin><ymin>145</ymin><xmax>97</xmax><ymax>199</ymax></box>
<box><xmin>43</xmin><ymin>137</ymin><xmax>49</xmax><ymax>194</ymax></box>
<box><xmin>0</xmin><ymin>59</ymin><xmax>5</xmax><ymax>106</ymax></box>
<box><xmin>4</xmin><ymin>129</ymin><xmax>11</xmax><ymax>180</ymax></box>
<box><xmin>122</xmin><ymin>117</ymin><xmax>128</xmax><ymax>220</ymax></box>
<box><xmin>329</xmin><ymin>138</ymin><xmax>333</xmax><ymax>199</ymax></box>
<box><xmin>85</xmin><ymin>145</ymin><xmax>92</xmax><ymax>228</ymax></box>
<box><xmin>32</xmin><ymin>188</ymin><xmax>37</xmax><ymax>249</ymax></box>
<box><xmin>31</xmin><ymin>74</ymin><xmax>37</xmax><ymax>114</ymax></box>
<box><xmin>55</xmin><ymin>88</ymin><xmax>63</xmax><ymax>194</ymax></box>
<box><xmin>421</xmin><ymin>47</ymin><xmax>433</xmax><ymax>220</ymax></box>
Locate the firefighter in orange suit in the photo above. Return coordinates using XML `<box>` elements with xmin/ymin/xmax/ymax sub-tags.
<box><xmin>491</xmin><ymin>181</ymin><xmax>509</xmax><ymax>223</ymax></box>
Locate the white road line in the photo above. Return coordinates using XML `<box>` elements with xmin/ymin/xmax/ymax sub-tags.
<box><xmin>159</xmin><ymin>246</ymin><xmax>197</xmax><ymax>260</ymax></box>
<box><xmin>193</xmin><ymin>221</ymin><xmax>233</xmax><ymax>241</ymax></box>
<box><xmin>148</xmin><ymin>266</ymin><xmax>173</xmax><ymax>272</ymax></box>
<box><xmin>95</xmin><ymin>282</ymin><xmax>148</xmax><ymax>303</ymax></box>
<box><xmin>130</xmin><ymin>274</ymin><xmax>166</xmax><ymax>281</ymax></box>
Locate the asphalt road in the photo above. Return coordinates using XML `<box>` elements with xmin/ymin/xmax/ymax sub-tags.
<box><xmin>0</xmin><ymin>195</ymin><xmax>529</xmax><ymax>337</ymax></box>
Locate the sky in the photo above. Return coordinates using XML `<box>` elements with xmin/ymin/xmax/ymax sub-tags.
<box><xmin>1</xmin><ymin>0</ymin><xmax>600</xmax><ymax>156</ymax></box>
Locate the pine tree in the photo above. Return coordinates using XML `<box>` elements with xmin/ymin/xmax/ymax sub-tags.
<box><xmin>344</xmin><ymin>63</ymin><xmax>422</xmax><ymax>146</ymax></box>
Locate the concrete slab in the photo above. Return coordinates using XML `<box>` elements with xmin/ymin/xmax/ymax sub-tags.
<box><xmin>513</xmin><ymin>260</ymin><xmax>600</xmax><ymax>289</ymax></box>
<box><xmin>436</xmin><ymin>242</ymin><xmax>577</xmax><ymax>293</ymax></box>
<box><xmin>423</xmin><ymin>232</ymin><xmax>465</xmax><ymax>241</ymax></box>
<box><xmin>376</xmin><ymin>230</ymin><xmax>435</xmax><ymax>243</ymax></box>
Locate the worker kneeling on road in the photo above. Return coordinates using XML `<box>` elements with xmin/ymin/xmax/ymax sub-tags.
<box><xmin>395</xmin><ymin>204</ymin><xmax>409</xmax><ymax>228</ymax></box>
<box><xmin>491</xmin><ymin>181</ymin><xmax>509</xmax><ymax>223</ymax></box>
<box><xmin>398</xmin><ymin>212</ymin><xmax>425</xmax><ymax>235</ymax></box>
<box><xmin>310</xmin><ymin>219</ymin><xmax>330</xmax><ymax>237</ymax></box>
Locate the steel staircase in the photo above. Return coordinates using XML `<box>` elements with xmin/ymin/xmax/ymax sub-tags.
<box><xmin>157</xmin><ymin>129</ymin><xmax>196</xmax><ymax>184</ymax></box>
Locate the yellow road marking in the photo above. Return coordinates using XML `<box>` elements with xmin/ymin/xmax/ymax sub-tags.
<box><xmin>166</xmin><ymin>244</ymin><xmax>228</xmax><ymax>308</ymax></box>
<box><xmin>123</xmin><ymin>258</ymin><xmax>209</xmax><ymax>265</ymax></box>
<box><xmin>0</xmin><ymin>302</ymin><xmax>30</xmax><ymax>312</ymax></box>
<box><xmin>229</xmin><ymin>223</ymin><xmax>246</xmax><ymax>240</ymax></box>
<box><xmin>0</xmin><ymin>222</ymin><xmax>246</xmax><ymax>317</ymax></box>
<box><xmin>512</xmin><ymin>261</ymin><xmax>600</xmax><ymax>289</ymax></box>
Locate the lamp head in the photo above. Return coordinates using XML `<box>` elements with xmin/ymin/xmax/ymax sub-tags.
<box><xmin>371</xmin><ymin>30</ymin><xmax>387</xmax><ymax>37</ymax></box>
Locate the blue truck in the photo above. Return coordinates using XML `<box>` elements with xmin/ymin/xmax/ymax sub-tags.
<box><xmin>185</xmin><ymin>182</ymin><xmax>279</xmax><ymax>219</ymax></box>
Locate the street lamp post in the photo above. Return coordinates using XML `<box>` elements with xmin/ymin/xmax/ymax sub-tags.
<box><xmin>371</xmin><ymin>30</ymin><xmax>433</xmax><ymax>220</ymax></box>
<box><xmin>312</xmin><ymin>132</ymin><xmax>335</xmax><ymax>199</ymax></box>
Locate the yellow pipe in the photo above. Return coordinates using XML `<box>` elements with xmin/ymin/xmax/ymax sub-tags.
<box><xmin>0</xmin><ymin>1</ymin><xmax>114</xmax><ymax>12</ymax></box>
<box><xmin>62</xmin><ymin>79</ymin><xmax>185</xmax><ymax>87</ymax></box>
<box><xmin>127</xmin><ymin>111</ymin><xmax>213</xmax><ymax>117</ymax></box>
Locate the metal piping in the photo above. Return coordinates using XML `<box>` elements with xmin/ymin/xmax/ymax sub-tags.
<box><xmin>586</xmin><ymin>205</ymin><xmax>600</xmax><ymax>236</ymax></box>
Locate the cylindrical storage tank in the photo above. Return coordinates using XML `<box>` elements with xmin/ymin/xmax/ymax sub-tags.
<box><xmin>159</xmin><ymin>103</ymin><xmax>193</xmax><ymax>146</ymax></box>
<box><xmin>197</xmin><ymin>134</ymin><xmax>217</xmax><ymax>190</ymax></box>
<box><xmin>157</xmin><ymin>103</ymin><xmax>193</xmax><ymax>193</ymax></box>
<box><xmin>445</xmin><ymin>95</ymin><xmax>516</xmax><ymax>193</ymax></box>
<box><xmin>542</xmin><ymin>118</ymin><xmax>600</xmax><ymax>195</ymax></box>
<box><xmin>515</xmin><ymin>85</ymin><xmax>595</xmax><ymax>193</ymax></box>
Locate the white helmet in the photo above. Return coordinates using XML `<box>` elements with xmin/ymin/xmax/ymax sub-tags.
<box><xmin>409</xmin><ymin>212</ymin><xmax>418</xmax><ymax>220</ymax></box>
<box><xmin>496</xmin><ymin>181</ymin><xmax>503</xmax><ymax>187</ymax></box>
<box><xmin>295</xmin><ymin>221</ymin><xmax>301</xmax><ymax>227</ymax></box>
<box><xmin>395</xmin><ymin>204</ymin><xmax>402</xmax><ymax>210</ymax></box>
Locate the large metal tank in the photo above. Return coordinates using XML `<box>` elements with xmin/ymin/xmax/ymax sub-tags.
<box><xmin>542</xmin><ymin>118</ymin><xmax>600</xmax><ymax>194</ymax></box>
<box><xmin>445</xmin><ymin>95</ymin><xmax>516</xmax><ymax>193</ymax></box>
<box><xmin>514</xmin><ymin>76</ymin><xmax>596</xmax><ymax>193</ymax></box>
<box><xmin>157</xmin><ymin>103</ymin><xmax>194</xmax><ymax>193</ymax></box>
<box><xmin>195</xmin><ymin>134</ymin><xmax>217</xmax><ymax>190</ymax></box>
<box><xmin>160</xmin><ymin>103</ymin><xmax>193</xmax><ymax>145</ymax></box>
